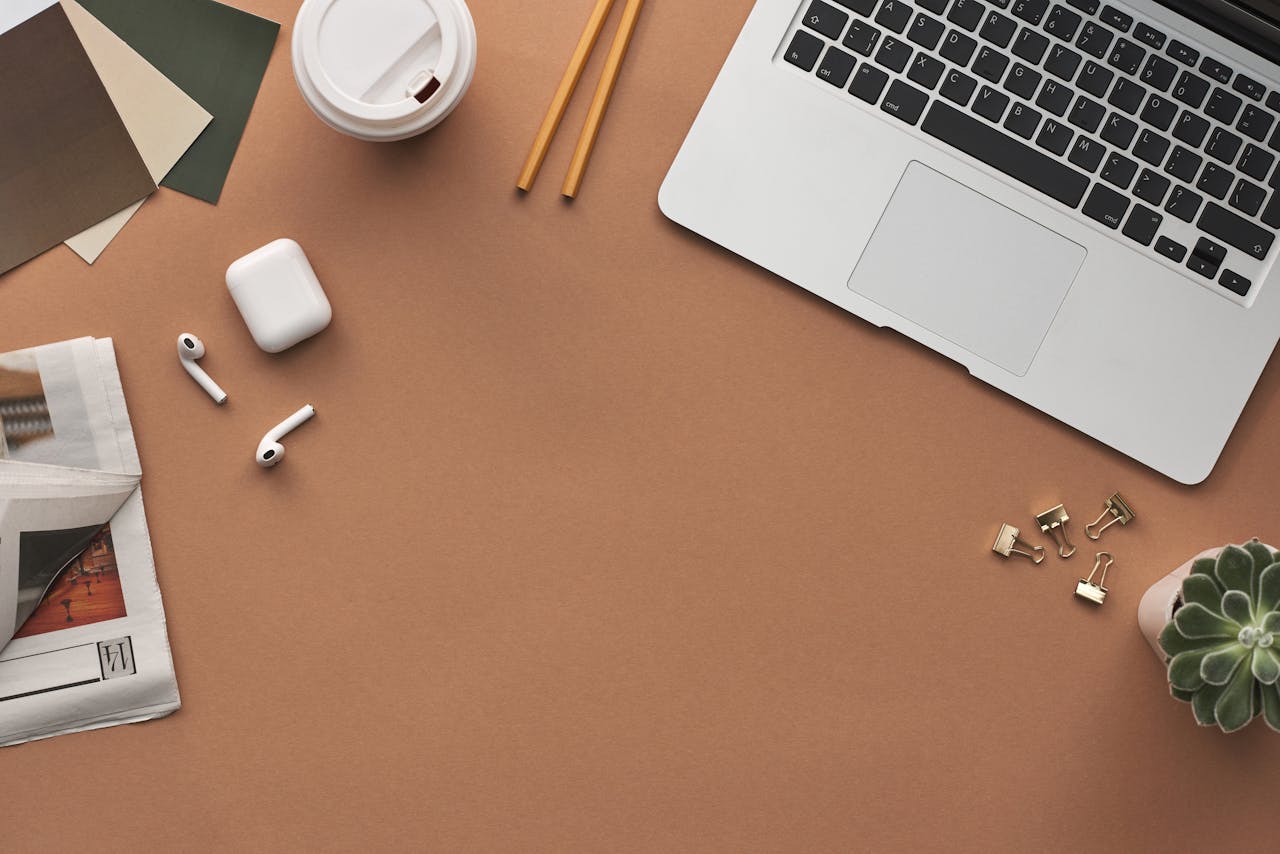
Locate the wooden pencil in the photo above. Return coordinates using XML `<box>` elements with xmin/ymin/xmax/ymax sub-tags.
<box><xmin>561</xmin><ymin>0</ymin><xmax>645</xmax><ymax>199</ymax></box>
<box><xmin>517</xmin><ymin>0</ymin><xmax>617</xmax><ymax>191</ymax></box>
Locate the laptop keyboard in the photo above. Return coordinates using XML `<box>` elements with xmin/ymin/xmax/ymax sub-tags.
<box><xmin>780</xmin><ymin>0</ymin><xmax>1280</xmax><ymax>300</ymax></box>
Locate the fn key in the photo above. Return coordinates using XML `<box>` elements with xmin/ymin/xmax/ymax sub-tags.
<box><xmin>880</xmin><ymin>79</ymin><xmax>929</xmax><ymax>124</ymax></box>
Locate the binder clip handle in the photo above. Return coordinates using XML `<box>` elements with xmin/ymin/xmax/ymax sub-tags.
<box><xmin>1085</xmin><ymin>493</ymin><xmax>1136</xmax><ymax>541</ymax></box>
<box><xmin>1036</xmin><ymin>505</ymin><xmax>1076</xmax><ymax>558</ymax></box>
<box><xmin>993</xmin><ymin>523</ymin><xmax>1045</xmax><ymax>564</ymax></box>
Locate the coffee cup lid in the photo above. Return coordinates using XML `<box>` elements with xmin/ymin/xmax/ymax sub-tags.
<box><xmin>293</xmin><ymin>0</ymin><xmax>476</xmax><ymax>139</ymax></box>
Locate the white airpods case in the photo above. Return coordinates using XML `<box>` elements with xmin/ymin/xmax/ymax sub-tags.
<box><xmin>226</xmin><ymin>239</ymin><xmax>333</xmax><ymax>353</ymax></box>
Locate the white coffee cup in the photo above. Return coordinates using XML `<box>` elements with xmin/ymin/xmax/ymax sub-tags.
<box><xmin>292</xmin><ymin>0</ymin><xmax>477</xmax><ymax>141</ymax></box>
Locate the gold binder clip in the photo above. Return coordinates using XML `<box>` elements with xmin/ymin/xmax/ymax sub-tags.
<box><xmin>1085</xmin><ymin>493</ymin><xmax>1136</xmax><ymax>540</ymax></box>
<box><xmin>992</xmin><ymin>524</ymin><xmax>1045</xmax><ymax>564</ymax></box>
<box><xmin>1075</xmin><ymin>552</ymin><xmax>1114</xmax><ymax>604</ymax></box>
<box><xmin>1036</xmin><ymin>504</ymin><xmax>1076</xmax><ymax>558</ymax></box>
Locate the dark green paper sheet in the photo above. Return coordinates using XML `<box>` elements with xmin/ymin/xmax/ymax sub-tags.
<box><xmin>78</xmin><ymin>0</ymin><xmax>280</xmax><ymax>204</ymax></box>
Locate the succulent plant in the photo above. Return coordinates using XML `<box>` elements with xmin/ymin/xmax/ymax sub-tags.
<box><xmin>1159</xmin><ymin>539</ymin><xmax>1280</xmax><ymax>733</ymax></box>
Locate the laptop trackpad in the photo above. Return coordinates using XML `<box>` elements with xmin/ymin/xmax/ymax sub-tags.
<box><xmin>847</xmin><ymin>162</ymin><xmax>1085</xmax><ymax>376</ymax></box>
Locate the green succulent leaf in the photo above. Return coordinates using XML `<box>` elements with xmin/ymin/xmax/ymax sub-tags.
<box><xmin>1159</xmin><ymin>620</ymin><xmax>1210</xmax><ymax>657</ymax></box>
<box><xmin>1259</xmin><ymin>564</ymin><xmax>1280</xmax><ymax>616</ymax></box>
<box><xmin>1215</xmin><ymin>545</ymin><xmax>1255</xmax><ymax>594</ymax></box>
<box><xmin>1182</xmin><ymin>573</ymin><xmax>1225</xmax><ymax>613</ymax></box>
<box><xmin>1252</xmin><ymin>648</ymin><xmax>1280</xmax><ymax>685</ymax></box>
<box><xmin>1170</xmin><ymin>644</ymin><xmax>1232</xmax><ymax>690</ymax></box>
<box><xmin>1215</xmin><ymin>659</ymin><xmax>1259</xmax><ymax>732</ymax></box>
<box><xmin>1175</xmin><ymin>602</ymin><xmax>1241</xmax><ymax>638</ymax></box>
<box><xmin>1191</xmin><ymin>557</ymin><xmax>1219</xmax><ymax>580</ymax></box>
<box><xmin>1262</xmin><ymin>684</ymin><xmax>1280</xmax><ymax>733</ymax></box>
<box><xmin>1202</xmin><ymin>644</ymin><xmax>1249</xmax><ymax>686</ymax></box>
<box><xmin>1264</xmin><ymin>612</ymin><xmax>1280</xmax><ymax>634</ymax></box>
<box><xmin>1192</xmin><ymin>681</ymin><xmax>1227</xmax><ymax>726</ymax></box>
<box><xmin>1171</xmin><ymin>685</ymin><xmax>1195</xmax><ymax>703</ymax></box>
<box><xmin>1244</xmin><ymin>540</ymin><xmax>1273</xmax><ymax>601</ymax></box>
<box><xmin>1222</xmin><ymin>589</ymin><xmax>1255</xmax><ymax>625</ymax></box>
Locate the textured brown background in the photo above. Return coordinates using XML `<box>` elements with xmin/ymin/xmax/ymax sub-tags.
<box><xmin>3</xmin><ymin>0</ymin><xmax>1279</xmax><ymax>851</ymax></box>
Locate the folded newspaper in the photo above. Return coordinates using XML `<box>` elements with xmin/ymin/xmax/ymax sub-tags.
<box><xmin>0</xmin><ymin>337</ymin><xmax>179</xmax><ymax>745</ymax></box>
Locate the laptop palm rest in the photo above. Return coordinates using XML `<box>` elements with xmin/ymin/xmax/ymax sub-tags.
<box><xmin>848</xmin><ymin>162</ymin><xmax>1086</xmax><ymax>376</ymax></box>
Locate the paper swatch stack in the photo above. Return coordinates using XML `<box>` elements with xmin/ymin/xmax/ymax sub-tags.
<box><xmin>0</xmin><ymin>0</ymin><xmax>280</xmax><ymax>272</ymax></box>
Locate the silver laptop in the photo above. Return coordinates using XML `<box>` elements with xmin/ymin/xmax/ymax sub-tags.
<box><xmin>660</xmin><ymin>0</ymin><xmax>1280</xmax><ymax>483</ymax></box>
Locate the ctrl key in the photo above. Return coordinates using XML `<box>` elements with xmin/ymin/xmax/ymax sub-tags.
<box><xmin>1220</xmin><ymin>269</ymin><xmax>1252</xmax><ymax>295</ymax></box>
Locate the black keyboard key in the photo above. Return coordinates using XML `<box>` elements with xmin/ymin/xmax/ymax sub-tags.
<box><xmin>980</xmin><ymin>10</ymin><xmax>1017</xmax><ymax>46</ymax></box>
<box><xmin>1199</xmin><ymin>201</ymin><xmax>1274</xmax><ymax>258</ymax></box>
<box><xmin>1133</xmin><ymin>129</ymin><xmax>1170</xmax><ymax>165</ymax></box>
<box><xmin>1166</xmin><ymin>40</ymin><xmax>1199</xmax><ymax>66</ymax></box>
<box><xmin>1262</xmin><ymin>193</ymin><xmax>1280</xmax><ymax>227</ymax></box>
<box><xmin>1044</xmin><ymin>5</ymin><xmax>1081</xmax><ymax>41</ymax></box>
<box><xmin>1045</xmin><ymin>44</ymin><xmax>1083</xmax><ymax>80</ymax></box>
<box><xmin>817</xmin><ymin>46</ymin><xmax>859</xmax><ymax>87</ymax></box>
<box><xmin>1220</xmin><ymin>269</ymin><xmax>1252</xmax><ymax>295</ymax></box>
<box><xmin>1237</xmin><ymin>105</ymin><xmax>1275</xmax><ymax>142</ymax></box>
<box><xmin>1101</xmin><ymin>112</ymin><xmax>1138</xmax><ymax>148</ymax></box>
<box><xmin>911</xmin><ymin>54</ymin><xmax>947</xmax><ymax>89</ymax></box>
<box><xmin>1165</xmin><ymin>146</ymin><xmax>1202</xmax><ymax>182</ymax></box>
<box><xmin>1036</xmin><ymin>117</ymin><xmax>1075</xmax><ymax>154</ymax></box>
<box><xmin>803</xmin><ymin>1</ymin><xmax>850</xmax><ymax>39</ymax></box>
<box><xmin>876</xmin><ymin>0</ymin><xmax>913</xmax><ymax>33</ymax></box>
<box><xmin>1140</xmin><ymin>55</ymin><xmax>1178</xmax><ymax>92</ymax></box>
<box><xmin>941</xmin><ymin>30</ymin><xmax>979</xmax><ymax>64</ymax></box>
<box><xmin>974</xmin><ymin>85</ymin><xmax>1011</xmax><ymax>121</ymax></box>
<box><xmin>1270</xmin><ymin>125</ymin><xmax>1280</xmax><ymax>154</ymax></box>
<box><xmin>1206</xmin><ymin>127</ymin><xmax>1243</xmax><ymax>164</ymax></box>
<box><xmin>919</xmin><ymin>0</ymin><xmax>950</xmax><ymax>12</ymax></box>
<box><xmin>1269</xmin><ymin>91</ymin><xmax>1280</xmax><ymax>112</ymax></box>
<box><xmin>1165</xmin><ymin>185</ymin><xmax>1202</xmax><ymax>222</ymax></box>
<box><xmin>1013</xmin><ymin>28</ymin><xmax>1050</xmax><ymax>63</ymax></box>
<box><xmin>1134</xmin><ymin>168</ymin><xmax>1171</xmax><ymax>204</ymax></box>
<box><xmin>1037</xmin><ymin>79</ymin><xmax>1074</xmax><ymax>116</ymax></box>
<box><xmin>920</xmin><ymin>101</ymin><xmax>1091</xmax><ymax>205</ymax></box>
<box><xmin>1066</xmin><ymin>0</ymin><xmax>1097</xmax><ymax>13</ymax></box>
<box><xmin>1122</xmin><ymin>203</ymin><xmax>1162</xmax><ymax>245</ymax></box>
<box><xmin>1004</xmin><ymin>101</ymin><xmax>1042</xmax><ymax>137</ymax></box>
<box><xmin>1173</xmin><ymin>110</ymin><xmax>1210</xmax><ymax>147</ymax></box>
<box><xmin>1011</xmin><ymin>0</ymin><xmax>1049</xmax><ymax>24</ymax></box>
<box><xmin>1077</xmin><ymin>61</ymin><xmax>1114</xmax><ymax>97</ymax></box>
<box><xmin>1099</xmin><ymin>4</ymin><xmax>1132</xmax><ymax>31</ymax></box>
<box><xmin>1100</xmin><ymin>151</ymin><xmax>1138</xmax><ymax>188</ymax></box>
<box><xmin>909</xmin><ymin>13</ymin><xmax>947</xmax><ymax>48</ymax></box>
<box><xmin>1075</xmin><ymin>22</ymin><xmax>1113</xmax><ymax>59</ymax></box>
<box><xmin>1197</xmin><ymin>162</ymin><xmax>1233</xmax><ymax>198</ymax></box>
<box><xmin>1239</xmin><ymin>144</ymin><xmax>1275</xmax><ymax>181</ymax></box>
<box><xmin>1200</xmin><ymin>56</ymin><xmax>1232</xmax><ymax>84</ymax></box>
<box><xmin>1005</xmin><ymin>63</ymin><xmax>1042</xmax><ymax>99</ymax></box>
<box><xmin>1233</xmin><ymin>74</ymin><xmax>1265</xmax><ymax>101</ymax></box>
<box><xmin>1108</xmin><ymin>78</ymin><xmax>1145</xmax><ymax>114</ymax></box>
<box><xmin>881</xmin><ymin>79</ymin><xmax>930</xmax><ymax>123</ymax></box>
<box><xmin>875</xmin><ymin>36</ymin><xmax>913</xmax><ymax>72</ymax></box>
<box><xmin>1133</xmin><ymin>22</ymin><xmax>1166</xmax><ymax>50</ymax></box>
<box><xmin>784</xmin><ymin>30</ymin><xmax>825</xmax><ymax>71</ymax></box>
<box><xmin>973</xmin><ymin>46</ymin><xmax>1010</xmax><ymax>81</ymax></box>
<box><xmin>834</xmin><ymin>0</ymin><xmax>877</xmax><ymax>11</ymax></box>
<box><xmin>948</xmin><ymin>0</ymin><xmax>987</xmax><ymax>31</ymax></box>
<box><xmin>1108</xmin><ymin>39</ymin><xmax>1145</xmax><ymax>75</ymax></box>
<box><xmin>1140</xmin><ymin>94</ymin><xmax>1177</xmax><ymax>131</ymax></box>
<box><xmin>1187</xmin><ymin>254</ymin><xmax>1218</xmax><ymax>277</ymax></box>
<box><xmin>1083</xmin><ymin>182</ymin><xmax>1130</xmax><ymax>227</ymax></box>
<box><xmin>989</xmin><ymin>0</ymin><xmax>1011</xmax><ymax>8</ymax></box>
<box><xmin>1230</xmin><ymin>178</ymin><xmax>1266</xmax><ymax>215</ymax></box>
<box><xmin>1172</xmin><ymin>72</ymin><xmax>1210</xmax><ymax>109</ymax></box>
<box><xmin>940</xmin><ymin>68</ymin><xmax>979</xmax><ymax>104</ymax></box>
<box><xmin>1068</xmin><ymin>135</ymin><xmax>1106</xmax><ymax>171</ymax></box>
<box><xmin>1068</xmin><ymin>94</ymin><xmax>1105</xmax><ymax>132</ymax></box>
<box><xmin>1206</xmin><ymin>88</ymin><xmax>1242</xmax><ymax>123</ymax></box>
<box><xmin>1156</xmin><ymin>236</ymin><xmax>1187</xmax><ymax>261</ymax></box>
<box><xmin>1194</xmin><ymin>236</ymin><xmax>1227</xmax><ymax>263</ymax></box>
<box><xmin>850</xmin><ymin>63</ymin><xmax>891</xmax><ymax>102</ymax></box>
<box><xmin>844</xmin><ymin>21</ymin><xmax>883</xmax><ymax>56</ymax></box>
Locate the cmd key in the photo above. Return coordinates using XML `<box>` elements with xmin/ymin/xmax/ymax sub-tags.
<box><xmin>881</xmin><ymin>79</ymin><xmax>930</xmax><ymax>124</ymax></box>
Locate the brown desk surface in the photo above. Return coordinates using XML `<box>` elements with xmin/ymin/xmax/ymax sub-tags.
<box><xmin>4</xmin><ymin>1</ymin><xmax>1278</xmax><ymax>850</ymax></box>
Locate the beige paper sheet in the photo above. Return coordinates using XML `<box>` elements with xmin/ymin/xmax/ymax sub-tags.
<box><xmin>62</xmin><ymin>0</ymin><xmax>211</xmax><ymax>264</ymax></box>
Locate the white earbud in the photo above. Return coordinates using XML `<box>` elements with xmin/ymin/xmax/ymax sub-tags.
<box><xmin>256</xmin><ymin>405</ymin><xmax>316</xmax><ymax>467</ymax></box>
<box><xmin>177</xmin><ymin>333</ymin><xmax>227</xmax><ymax>404</ymax></box>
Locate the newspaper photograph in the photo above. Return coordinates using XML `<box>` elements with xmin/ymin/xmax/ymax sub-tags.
<box><xmin>0</xmin><ymin>337</ymin><xmax>179</xmax><ymax>746</ymax></box>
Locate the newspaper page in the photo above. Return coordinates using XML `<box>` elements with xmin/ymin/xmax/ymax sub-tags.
<box><xmin>0</xmin><ymin>337</ymin><xmax>179</xmax><ymax>745</ymax></box>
